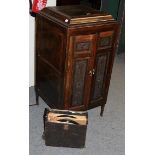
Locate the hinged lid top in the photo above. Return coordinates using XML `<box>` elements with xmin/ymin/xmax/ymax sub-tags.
<box><xmin>39</xmin><ymin>5</ymin><xmax>114</xmax><ymax>26</ymax></box>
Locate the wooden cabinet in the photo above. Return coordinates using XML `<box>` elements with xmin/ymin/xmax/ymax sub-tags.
<box><xmin>35</xmin><ymin>5</ymin><xmax>119</xmax><ymax>116</ymax></box>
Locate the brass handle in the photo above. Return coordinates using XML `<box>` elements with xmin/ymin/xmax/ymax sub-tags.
<box><xmin>89</xmin><ymin>69</ymin><xmax>95</xmax><ymax>76</ymax></box>
<box><xmin>92</xmin><ymin>69</ymin><xmax>95</xmax><ymax>75</ymax></box>
<box><xmin>89</xmin><ymin>70</ymin><xmax>93</xmax><ymax>76</ymax></box>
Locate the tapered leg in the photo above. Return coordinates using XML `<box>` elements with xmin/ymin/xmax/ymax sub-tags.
<box><xmin>100</xmin><ymin>104</ymin><xmax>105</xmax><ymax>117</ymax></box>
<box><xmin>35</xmin><ymin>87</ymin><xmax>39</xmax><ymax>105</ymax></box>
<box><xmin>29</xmin><ymin>87</ymin><xmax>39</xmax><ymax>106</ymax></box>
<box><xmin>36</xmin><ymin>93</ymin><xmax>39</xmax><ymax>105</ymax></box>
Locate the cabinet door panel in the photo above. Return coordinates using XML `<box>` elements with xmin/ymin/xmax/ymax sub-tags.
<box><xmin>92</xmin><ymin>54</ymin><xmax>107</xmax><ymax>99</ymax></box>
<box><xmin>70</xmin><ymin>56</ymin><xmax>95</xmax><ymax>109</ymax></box>
<box><xmin>90</xmin><ymin>51</ymin><xmax>110</xmax><ymax>103</ymax></box>
<box><xmin>97</xmin><ymin>31</ymin><xmax>114</xmax><ymax>50</ymax></box>
<box><xmin>73</xmin><ymin>34</ymin><xmax>96</xmax><ymax>58</ymax></box>
<box><xmin>67</xmin><ymin>34</ymin><xmax>96</xmax><ymax>110</ymax></box>
<box><xmin>71</xmin><ymin>59</ymin><xmax>87</xmax><ymax>106</ymax></box>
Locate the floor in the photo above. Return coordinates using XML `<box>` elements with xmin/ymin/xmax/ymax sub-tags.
<box><xmin>29</xmin><ymin>53</ymin><xmax>125</xmax><ymax>155</ymax></box>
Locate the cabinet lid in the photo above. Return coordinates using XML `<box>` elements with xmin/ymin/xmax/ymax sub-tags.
<box><xmin>39</xmin><ymin>5</ymin><xmax>114</xmax><ymax>26</ymax></box>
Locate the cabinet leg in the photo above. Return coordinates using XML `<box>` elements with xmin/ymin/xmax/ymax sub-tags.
<box><xmin>100</xmin><ymin>104</ymin><xmax>105</xmax><ymax>117</ymax></box>
<box><xmin>36</xmin><ymin>93</ymin><xmax>39</xmax><ymax>105</ymax></box>
<box><xmin>36</xmin><ymin>90</ymin><xmax>39</xmax><ymax>105</ymax></box>
<box><xmin>29</xmin><ymin>87</ymin><xmax>39</xmax><ymax>106</ymax></box>
<box><xmin>35</xmin><ymin>88</ymin><xmax>39</xmax><ymax>105</ymax></box>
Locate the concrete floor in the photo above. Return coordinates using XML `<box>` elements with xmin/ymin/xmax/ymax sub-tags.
<box><xmin>29</xmin><ymin>53</ymin><xmax>125</xmax><ymax>155</ymax></box>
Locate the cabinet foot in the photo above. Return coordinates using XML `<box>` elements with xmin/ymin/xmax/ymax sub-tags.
<box><xmin>36</xmin><ymin>94</ymin><xmax>39</xmax><ymax>105</ymax></box>
<box><xmin>35</xmin><ymin>88</ymin><xmax>39</xmax><ymax>105</ymax></box>
<box><xmin>30</xmin><ymin>87</ymin><xmax>39</xmax><ymax>106</ymax></box>
<box><xmin>29</xmin><ymin>88</ymin><xmax>39</xmax><ymax>106</ymax></box>
<box><xmin>100</xmin><ymin>104</ymin><xmax>105</xmax><ymax>117</ymax></box>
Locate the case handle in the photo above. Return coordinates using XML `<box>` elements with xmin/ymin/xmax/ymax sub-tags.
<box><xmin>57</xmin><ymin>119</ymin><xmax>79</xmax><ymax>125</ymax></box>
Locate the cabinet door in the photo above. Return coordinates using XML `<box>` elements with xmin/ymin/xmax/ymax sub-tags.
<box><xmin>67</xmin><ymin>34</ymin><xmax>96</xmax><ymax>110</ymax></box>
<box><xmin>89</xmin><ymin>31</ymin><xmax>114</xmax><ymax>108</ymax></box>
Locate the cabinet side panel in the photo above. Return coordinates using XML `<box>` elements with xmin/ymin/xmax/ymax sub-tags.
<box><xmin>38</xmin><ymin>17</ymin><xmax>66</xmax><ymax>73</ymax></box>
<box><xmin>37</xmin><ymin>60</ymin><xmax>64</xmax><ymax>108</ymax></box>
<box><xmin>36</xmin><ymin>15</ymin><xmax>66</xmax><ymax>108</ymax></box>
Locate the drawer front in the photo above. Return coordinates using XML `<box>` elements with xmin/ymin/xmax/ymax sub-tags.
<box><xmin>73</xmin><ymin>34</ymin><xmax>96</xmax><ymax>58</ymax></box>
<box><xmin>97</xmin><ymin>31</ymin><xmax>114</xmax><ymax>50</ymax></box>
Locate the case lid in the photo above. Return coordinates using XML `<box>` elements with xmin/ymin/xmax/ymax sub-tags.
<box><xmin>39</xmin><ymin>5</ymin><xmax>114</xmax><ymax>26</ymax></box>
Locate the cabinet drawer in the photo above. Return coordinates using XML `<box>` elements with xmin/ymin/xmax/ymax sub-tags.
<box><xmin>72</xmin><ymin>34</ymin><xmax>96</xmax><ymax>58</ymax></box>
<box><xmin>97</xmin><ymin>31</ymin><xmax>114</xmax><ymax>50</ymax></box>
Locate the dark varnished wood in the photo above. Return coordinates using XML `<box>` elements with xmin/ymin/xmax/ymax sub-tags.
<box><xmin>40</xmin><ymin>5</ymin><xmax>114</xmax><ymax>26</ymax></box>
<box><xmin>35</xmin><ymin>5</ymin><xmax>119</xmax><ymax>116</ymax></box>
<box><xmin>35</xmin><ymin>15</ymin><xmax>67</xmax><ymax>109</ymax></box>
